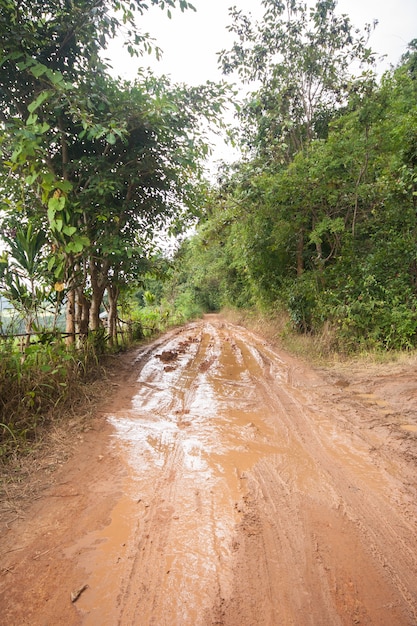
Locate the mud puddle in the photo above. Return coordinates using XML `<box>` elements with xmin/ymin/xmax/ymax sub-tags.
<box><xmin>74</xmin><ymin>321</ymin><xmax>284</xmax><ymax>623</ymax></box>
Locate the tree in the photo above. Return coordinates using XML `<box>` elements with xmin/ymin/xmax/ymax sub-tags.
<box><xmin>219</xmin><ymin>0</ymin><xmax>378</xmax><ymax>164</ymax></box>
<box><xmin>0</xmin><ymin>0</ymin><xmax>229</xmax><ymax>343</ymax></box>
<box><xmin>176</xmin><ymin>39</ymin><xmax>417</xmax><ymax>349</ymax></box>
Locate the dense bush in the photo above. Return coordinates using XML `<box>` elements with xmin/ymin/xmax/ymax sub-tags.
<box><xmin>166</xmin><ymin>45</ymin><xmax>417</xmax><ymax>353</ymax></box>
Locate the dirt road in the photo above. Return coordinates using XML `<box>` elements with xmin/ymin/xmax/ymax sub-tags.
<box><xmin>1</xmin><ymin>316</ymin><xmax>417</xmax><ymax>625</ymax></box>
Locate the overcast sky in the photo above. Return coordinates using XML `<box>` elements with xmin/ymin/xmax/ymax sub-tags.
<box><xmin>107</xmin><ymin>0</ymin><xmax>417</xmax><ymax>83</ymax></box>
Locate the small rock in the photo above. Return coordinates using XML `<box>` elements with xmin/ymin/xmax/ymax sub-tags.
<box><xmin>70</xmin><ymin>584</ymin><xmax>88</xmax><ymax>603</ymax></box>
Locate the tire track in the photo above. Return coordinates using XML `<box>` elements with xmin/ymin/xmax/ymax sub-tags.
<box><xmin>2</xmin><ymin>316</ymin><xmax>417</xmax><ymax>625</ymax></box>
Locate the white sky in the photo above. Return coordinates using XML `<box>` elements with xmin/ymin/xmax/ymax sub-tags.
<box><xmin>108</xmin><ymin>0</ymin><xmax>416</xmax><ymax>83</ymax></box>
<box><xmin>105</xmin><ymin>0</ymin><xmax>417</xmax><ymax>164</ymax></box>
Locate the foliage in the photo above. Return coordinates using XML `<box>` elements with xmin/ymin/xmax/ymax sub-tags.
<box><xmin>219</xmin><ymin>0</ymin><xmax>378</xmax><ymax>164</ymax></box>
<box><xmin>0</xmin><ymin>337</ymin><xmax>104</xmax><ymax>458</ymax></box>
<box><xmin>172</xmin><ymin>33</ymin><xmax>417</xmax><ymax>353</ymax></box>
<box><xmin>0</xmin><ymin>223</ymin><xmax>53</xmax><ymax>334</ymax></box>
<box><xmin>0</xmin><ymin>0</ymin><xmax>229</xmax><ymax>346</ymax></box>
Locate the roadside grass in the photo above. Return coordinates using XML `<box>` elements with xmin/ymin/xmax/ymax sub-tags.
<box><xmin>219</xmin><ymin>307</ymin><xmax>417</xmax><ymax>368</ymax></box>
<box><xmin>0</xmin><ymin>338</ymin><xmax>108</xmax><ymax>460</ymax></box>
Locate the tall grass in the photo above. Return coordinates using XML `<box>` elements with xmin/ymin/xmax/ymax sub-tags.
<box><xmin>0</xmin><ymin>337</ymin><xmax>106</xmax><ymax>459</ymax></box>
<box><xmin>133</xmin><ymin>297</ymin><xmax>203</xmax><ymax>337</ymax></box>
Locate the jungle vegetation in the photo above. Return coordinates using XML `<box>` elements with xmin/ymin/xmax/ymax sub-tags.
<box><xmin>167</xmin><ymin>0</ymin><xmax>417</xmax><ymax>353</ymax></box>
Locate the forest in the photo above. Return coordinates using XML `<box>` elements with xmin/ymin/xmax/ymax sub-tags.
<box><xmin>0</xmin><ymin>0</ymin><xmax>416</xmax><ymax>453</ymax></box>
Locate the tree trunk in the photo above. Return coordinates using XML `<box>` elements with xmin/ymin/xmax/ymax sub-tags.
<box><xmin>76</xmin><ymin>288</ymin><xmax>90</xmax><ymax>338</ymax></box>
<box><xmin>107</xmin><ymin>284</ymin><xmax>119</xmax><ymax>346</ymax></box>
<box><xmin>66</xmin><ymin>289</ymin><xmax>76</xmax><ymax>346</ymax></box>
<box><xmin>89</xmin><ymin>294</ymin><xmax>102</xmax><ymax>331</ymax></box>
<box><xmin>89</xmin><ymin>258</ymin><xmax>109</xmax><ymax>330</ymax></box>
<box><xmin>296</xmin><ymin>229</ymin><xmax>304</xmax><ymax>276</ymax></box>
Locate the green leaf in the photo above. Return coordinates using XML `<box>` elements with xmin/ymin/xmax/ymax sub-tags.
<box><xmin>48</xmin><ymin>196</ymin><xmax>66</xmax><ymax>215</ymax></box>
<box><xmin>65</xmin><ymin>241</ymin><xmax>82</xmax><ymax>253</ymax></box>
<box><xmin>62</xmin><ymin>225</ymin><xmax>77</xmax><ymax>236</ymax></box>
<box><xmin>54</xmin><ymin>261</ymin><xmax>65</xmax><ymax>279</ymax></box>
<box><xmin>47</xmin><ymin>206</ymin><xmax>55</xmax><ymax>223</ymax></box>
<box><xmin>26</xmin><ymin>112</ymin><xmax>38</xmax><ymax>125</ymax></box>
<box><xmin>76</xmin><ymin>235</ymin><xmax>90</xmax><ymax>248</ymax></box>
<box><xmin>54</xmin><ymin>180</ymin><xmax>73</xmax><ymax>194</ymax></box>
<box><xmin>65</xmin><ymin>235</ymin><xmax>90</xmax><ymax>254</ymax></box>
<box><xmin>31</xmin><ymin>63</ymin><xmax>48</xmax><ymax>78</ymax></box>
<box><xmin>25</xmin><ymin>173</ymin><xmax>38</xmax><ymax>186</ymax></box>
<box><xmin>45</xmin><ymin>68</ymin><xmax>65</xmax><ymax>86</ymax></box>
<box><xmin>11</xmin><ymin>147</ymin><xmax>22</xmax><ymax>162</ymax></box>
<box><xmin>27</xmin><ymin>91</ymin><xmax>50</xmax><ymax>114</ymax></box>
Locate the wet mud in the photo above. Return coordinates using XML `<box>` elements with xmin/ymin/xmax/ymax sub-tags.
<box><xmin>1</xmin><ymin>316</ymin><xmax>417</xmax><ymax>625</ymax></box>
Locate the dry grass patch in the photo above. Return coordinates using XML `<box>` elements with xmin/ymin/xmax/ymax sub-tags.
<box><xmin>219</xmin><ymin>307</ymin><xmax>417</xmax><ymax>369</ymax></box>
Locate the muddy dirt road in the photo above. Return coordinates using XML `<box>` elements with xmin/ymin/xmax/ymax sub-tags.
<box><xmin>1</xmin><ymin>316</ymin><xmax>417</xmax><ymax>625</ymax></box>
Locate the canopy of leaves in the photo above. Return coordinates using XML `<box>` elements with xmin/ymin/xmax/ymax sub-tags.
<box><xmin>0</xmin><ymin>0</ymin><xmax>229</xmax><ymax>338</ymax></box>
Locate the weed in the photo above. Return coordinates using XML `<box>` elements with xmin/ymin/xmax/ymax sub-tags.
<box><xmin>0</xmin><ymin>337</ymin><xmax>106</xmax><ymax>460</ymax></box>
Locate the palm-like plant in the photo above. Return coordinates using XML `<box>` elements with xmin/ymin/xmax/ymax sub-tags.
<box><xmin>0</xmin><ymin>223</ymin><xmax>50</xmax><ymax>342</ymax></box>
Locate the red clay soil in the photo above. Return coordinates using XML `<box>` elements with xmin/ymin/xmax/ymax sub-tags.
<box><xmin>1</xmin><ymin>315</ymin><xmax>417</xmax><ymax>625</ymax></box>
